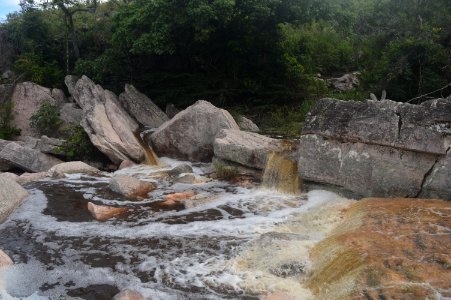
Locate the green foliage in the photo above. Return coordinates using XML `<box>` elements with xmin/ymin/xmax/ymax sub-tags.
<box><xmin>30</xmin><ymin>101</ymin><xmax>62</xmax><ymax>136</ymax></box>
<box><xmin>58</xmin><ymin>124</ymin><xmax>101</xmax><ymax>161</ymax></box>
<box><xmin>0</xmin><ymin>102</ymin><xmax>21</xmax><ymax>140</ymax></box>
<box><xmin>214</xmin><ymin>163</ymin><xmax>239</xmax><ymax>181</ymax></box>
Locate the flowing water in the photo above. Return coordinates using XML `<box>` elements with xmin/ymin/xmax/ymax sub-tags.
<box><xmin>0</xmin><ymin>158</ymin><xmax>351</xmax><ymax>299</ymax></box>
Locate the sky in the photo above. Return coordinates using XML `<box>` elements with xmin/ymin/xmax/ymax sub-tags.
<box><xmin>0</xmin><ymin>0</ymin><xmax>21</xmax><ymax>22</ymax></box>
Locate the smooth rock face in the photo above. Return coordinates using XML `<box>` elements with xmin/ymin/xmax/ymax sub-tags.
<box><xmin>47</xmin><ymin>161</ymin><xmax>99</xmax><ymax>178</ymax></box>
<box><xmin>87</xmin><ymin>202</ymin><xmax>128</xmax><ymax>222</ymax></box>
<box><xmin>10</xmin><ymin>82</ymin><xmax>60</xmax><ymax>137</ymax></box>
<box><xmin>17</xmin><ymin>172</ymin><xmax>49</xmax><ymax>185</ymax></box>
<box><xmin>0</xmin><ymin>142</ymin><xmax>62</xmax><ymax>172</ymax></box>
<box><xmin>109</xmin><ymin>175</ymin><xmax>155</xmax><ymax>200</ymax></box>
<box><xmin>214</xmin><ymin>129</ymin><xmax>283</xmax><ymax>169</ymax></box>
<box><xmin>69</xmin><ymin>75</ymin><xmax>145</xmax><ymax>164</ymax></box>
<box><xmin>119</xmin><ymin>84</ymin><xmax>169</xmax><ymax>128</ymax></box>
<box><xmin>60</xmin><ymin>103</ymin><xmax>83</xmax><ymax>125</ymax></box>
<box><xmin>149</xmin><ymin>100</ymin><xmax>239</xmax><ymax>162</ymax></box>
<box><xmin>0</xmin><ymin>176</ymin><xmax>29</xmax><ymax>224</ymax></box>
<box><xmin>113</xmin><ymin>289</ymin><xmax>145</xmax><ymax>300</ymax></box>
<box><xmin>238</xmin><ymin>116</ymin><xmax>260</xmax><ymax>132</ymax></box>
<box><xmin>303</xmin><ymin>98</ymin><xmax>450</xmax><ymax>155</ymax></box>
<box><xmin>298</xmin><ymin>135</ymin><xmax>437</xmax><ymax>197</ymax></box>
<box><xmin>420</xmin><ymin>149</ymin><xmax>451</xmax><ymax>199</ymax></box>
<box><xmin>118</xmin><ymin>160</ymin><xmax>136</xmax><ymax>170</ymax></box>
<box><xmin>0</xmin><ymin>249</ymin><xmax>13</xmax><ymax>268</ymax></box>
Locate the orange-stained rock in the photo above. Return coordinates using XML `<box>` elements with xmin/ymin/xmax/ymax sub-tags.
<box><xmin>306</xmin><ymin>198</ymin><xmax>451</xmax><ymax>300</ymax></box>
<box><xmin>0</xmin><ymin>249</ymin><xmax>13</xmax><ymax>268</ymax></box>
<box><xmin>109</xmin><ymin>175</ymin><xmax>155</xmax><ymax>200</ymax></box>
<box><xmin>87</xmin><ymin>202</ymin><xmax>128</xmax><ymax>222</ymax></box>
<box><xmin>158</xmin><ymin>191</ymin><xmax>197</xmax><ymax>207</ymax></box>
<box><xmin>112</xmin><ymin>289</ymin><xmax>145</xmax><ymax>300</ymax></box>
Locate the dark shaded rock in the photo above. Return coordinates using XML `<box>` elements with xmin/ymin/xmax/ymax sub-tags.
<box><xmin>167</xmin><ymin>164</ymin><xmax>193</xmax><ymax>176</ymax></box>
<box><xmin>64</xmin><ymin>75</ymin><xmax>79</xmax><ymax>96</ymax></box>
<box><xmin>149</xmin><ymin>100</ymin><xmax>239</xmax><ymax>162</ymax></box>
<box><xmin>298</xmin><ymin>134</ymin><xmax>437</xmax><ymax>198</ymax></box>
<box><xmin>119</xmin><ymin>84</ymin><xmax>168</xmax><ymax>128</ymax></box>
<box><xmin>238</xmin><ymin>116</ymin><xmax>260</xmax><ymax>132</ymax></box>
<box><xmin>67</xmin><ymin>284</ymin><xmax>120</xmax><ymax>300</ymax></box>
<box><xmin>60</xmin><ymin>103</ymin><xmax>83</xmax><ymax>125</ymax></box>
<box><xmin>165</xmin><ymin>103</ymin><xmax>180</xmax><ymax>118</ymax></box>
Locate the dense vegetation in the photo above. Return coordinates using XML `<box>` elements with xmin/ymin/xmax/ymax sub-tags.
<box><xmin>1</xmin><ymin>0</ymin><xmax>450</xmax><ymax>130</ymax></box>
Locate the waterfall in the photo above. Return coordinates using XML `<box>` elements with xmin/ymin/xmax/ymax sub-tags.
<box><xmin>134</xmin><ymin>130</ymin><xmax>160</xmax><ymax>166</ymax></box>
<box><xmin>262</xmin><ymin>152</ymin><xmax>301</xmax><ymax>194</ymax></box>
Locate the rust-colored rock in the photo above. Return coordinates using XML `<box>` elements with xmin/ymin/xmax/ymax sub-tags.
<box><xmin>87</xmin><ymin>202</ymin><xmax>128</xmax><ymax>222</ymax></box>
<box><xmin>306</xmin><ymin>198</ymin><xmax>451</xmax><ymax>300</ymax></box>
<box><xmin>113</xmin><ymin>289</ymin><xmax>145</xmax><ymax>300</ymax></box>
<box><xmin>0</xmin><ymin>249</ymin><xmax>13</xmax><ymax>268</ymax></box>
<box><xmin>159</xmin><ymin>191</ymin><xmax>197</xmax><ymax>207</ymax></box>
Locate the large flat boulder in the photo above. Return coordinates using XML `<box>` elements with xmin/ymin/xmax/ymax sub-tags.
<box><xmin>0</xmin><ymin>142</ymin><xmax>62</xmax><ymax>172</ymax></box>
<box><xmin>214</xmin><ymin>129</ymin><xmax>283</xmax><ymax>169</ymax></box>
<box><xmin>119</xmin><ymin>84</ymin><xmax>168</xmax><ymax>128</ymax></box>
<box><xmin>298</xmin><ymin>135</ymin><xmax>437</xmax><ymax>198</ymax></box>
<box><xmin>10</xmin><ymin>82</ymin><xmax>64</xmax><ymax>137</ymax></box>
<box><xmin>0</xmin><ymin>175</ymin><xmax>29</xmax><ymax>224</ymax></box>
<box><xmin>149</xmin><ymin>100</ymin><xmax>239</xmax><ymax>162</ymax></box>
<box><xmin>303</xmin><ymin>98</ymin><xmax>450</xmax><ymax>155</ymax></box>
<box><xmin>69</xmin><ymin>75</ymin><xmax>145</xmax><ymax>164</ymax></box>
<box><xmin>47</xmin><ymin>161</ymin><xmax>100</xmax><ymax>178</ymax></box>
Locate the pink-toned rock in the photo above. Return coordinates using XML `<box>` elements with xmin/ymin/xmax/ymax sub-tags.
<box><xmin>0</xmin><ymin>249</ymin><xmax>13</xmax><ymax>268</ymax></box>
<box><xmin>113</xmin><ymin>289</ymin><xmax>145</xmax><ymax>300</ymax></box>
<box><xmin>159</xmin><ymin>191</ymin><xmax>197</xmax><ymax>207</ymax></box>
<box><xmin>87</xmin><ymin>202</ymin><xmax>128</xmax><ymax>222</ymax></box>
<box><xmin>17</xmin><ymin>172</ymin><xmax>49</xmax><ymax>185</ymax></box>
<box><xmin>119</xmin><ymin>160</ymin><xmax>136</xmax><ymax>170</ymax></box>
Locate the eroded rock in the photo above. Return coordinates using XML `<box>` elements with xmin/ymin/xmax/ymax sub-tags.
<box><xmin>149</xmin><ymin>100</ymin><xmax>239</xmax><ymax>162</ymax></box>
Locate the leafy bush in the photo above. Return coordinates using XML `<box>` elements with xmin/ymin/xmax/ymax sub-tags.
<box><xmin>30</xmin><ymin>101</ymin><xmax>62</xmax><ymax>136</ymax></box>
<box><xmin>0</xmin><ymin>102</ymin><xmax>21</xmax><ymax>139</ymax></box>
<box><xmin>58</xmin><ymin>124</ymin><xmax>104</xmax><ymax>162</ymax></box>
<box><xmin>214</xmin><ymin>163</ymin><xmax>239</xmax><ymax>181</ymax></box>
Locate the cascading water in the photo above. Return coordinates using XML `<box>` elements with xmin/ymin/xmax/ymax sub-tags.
<box><xmin>0</xmin><ymin>157</ymin><xmax>351</xmax><ymax>299</ymax></box>
<box><xmin>135</xmin><ymin>130</ymin><xmax>160</xmax><ymax>166</ymax></box>
<box><xmin>261</xmin><ymin>152</ymin><xmax>301</xmax><ymax>194</ymax></box>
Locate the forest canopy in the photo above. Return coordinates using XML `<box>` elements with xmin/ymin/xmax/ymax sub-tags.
<box><xmin>1</xmin><ymin>0</ymin><xmax>450</xmax><ymax>108</ymax></box>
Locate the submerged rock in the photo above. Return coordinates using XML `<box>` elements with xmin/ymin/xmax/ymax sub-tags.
<box><xmin>87</xmin><ymin>202</ymin><xmax>128</xmax><ymax>222</ymax></box>
<box><xmin>0</xmin><ymin>249</ymin><xmax>13</xmax><ymax>268</ymax></box>
<box><xmin>119</xmin><ymin>84</ymin><xmax>169</xmax><ymax>128</ymax></box>
<box><xmin>175</xmin><ymin>173</ymin><xmax>210</xmax><ymax>184</ymax></box>
<box><xmin>0</xmin><ymin>142</ymin><xmax>62</xmax><ymax>172</ymax></box>
<box><xmin>68</xmin><ymin>75</ymin><xmax>145</xmax><ymax>164</ymax></box>
<box><xmin>149</xmin><ymin>100</ymin><xmax>239</xmax><ymax>162</ymax></box>
<box><xmin>0</xmin><ymin>175</ymin><xmax>29</xmax><ymax>224</ymax></box>
<box><xmin>306</xmin><ymin>198</ymin><xmax>451</xmax><ymax>299</ymax></box>
<box><xmin>109</xmin><ymin>175</ymin><xmax>155</xmax><ymax>200</ymax></box>
<box><xmin>214</xmin><ymin>129</ymin><xmax>283</xmax><ymax>169</ymax></box>
<box><xmin>167</xmin><ymin>164</ymin><xmax>194</xmax><ymax>177</ymax></box>
<box><xmin>113</xmin><ymin>289</ymin><xmax>145</xmax><ymax>300</ymax></box>
<box><xmin>159</xmin><ymin>190</ymin><xmax>197</xmax><ymax>207</ymax></box>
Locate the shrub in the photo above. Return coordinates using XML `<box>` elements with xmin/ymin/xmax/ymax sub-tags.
<box><xmin>30</xmin><ymin>101</ymin><xmax>62</xmax><ymax>136</ymax></box>
<box><xmin>214</xmin><ymin>163</ymin><xmax>239</xmax><ymax>181</ymax></box>
<box><xmin>0</xmin><ymin>102</ymin><xmax>21</xmax><ymax>139</ymax></box>
<box><xmin>58</xmin><ymin>124</ymin><xmax>102</xmax><ymax>161</ymax></box>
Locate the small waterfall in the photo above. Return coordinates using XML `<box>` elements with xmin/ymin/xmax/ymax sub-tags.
<box><xmin>262</xmin><ymin>152</ymin><xmax>301</xmax><ymax>194</ymax></box>
<box><xmin>134</xmin><ymin>130</ymin><xmax>160</xmax><ymax>166</ymax></box>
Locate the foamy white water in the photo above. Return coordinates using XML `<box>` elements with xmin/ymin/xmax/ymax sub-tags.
<box><xmin>0</xmin><ymin>159</ymin><xmax>350</xmax><ymax>299</ymax></box>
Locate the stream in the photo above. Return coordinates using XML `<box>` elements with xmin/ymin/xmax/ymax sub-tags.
<box><xmin>0</xmin><ymin>158</ymin><xmax>347</xmax><ymax>299</ymax></box>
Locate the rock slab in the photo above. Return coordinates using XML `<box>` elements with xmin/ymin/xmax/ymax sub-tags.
<box><xmin>119</xmin><ymin>84</ymin><xmax>168</xmax><ymax>128</ymax></box>
<box><xmin>0</xmin><ymin>142</ymin><xmax>62</xmax><ymax>172</ymax></box>
<box><xmin>149</xmin><ymin>100</ymin><xmax>239</xmax><ymax>162</ymax></box>
<box><xmin>68</xmin><ymin>75</ymin><xmax>145</xmax><ymax>164</ymax></box>
<box><xmin>214</xmin><ymin>129</ymin><xmax>283</xmax><ymax>169</ymax></box>
<box><xmin>109</xmin><ymin>175</ymin><xmax>155</xmax><ymax>200</ymax></box>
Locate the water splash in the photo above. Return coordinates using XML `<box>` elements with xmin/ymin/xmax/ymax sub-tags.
<box><xmin>262</xmin><ymin>152</ymin><xmax>301</xmax><ymax>194</ymax></box>
<box><xmin>134</xmin><ymin>130</ymin><xmax>160</xmax><ymax>166</ymax></box>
